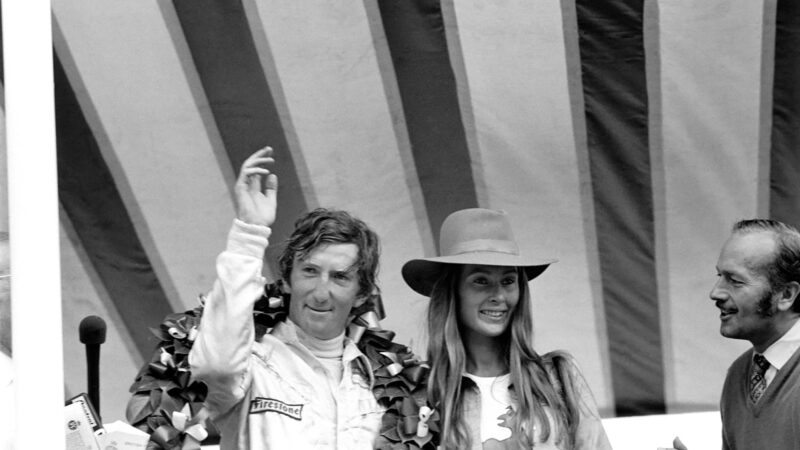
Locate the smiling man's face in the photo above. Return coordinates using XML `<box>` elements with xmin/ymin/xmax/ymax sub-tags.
<box><xmin>710</xmin><ymin>231</ymin><xmax>783</xmax><ymax>352</ymax></box>
<box><xmin>286</xmin><ymin>243</ymin><xmax>364</xmax><ymax>340</ymax></box>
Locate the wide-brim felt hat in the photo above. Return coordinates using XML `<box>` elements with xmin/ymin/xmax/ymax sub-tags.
<box><xmin>402</xmin><ymin>208</ymin><xmax>556</xmax><ymax>296</ymax></box>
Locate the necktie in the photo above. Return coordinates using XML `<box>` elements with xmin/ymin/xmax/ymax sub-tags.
<box><xmin>749</xmin><ymin>353</ymin><xmax>770</xmax><ymax>403</ymax></box>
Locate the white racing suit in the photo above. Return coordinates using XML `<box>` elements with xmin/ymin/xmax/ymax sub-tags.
<box><xmin>189</xmin><ymin>220</ymin><xmax>383</xmax><ymax>449</ymax></box>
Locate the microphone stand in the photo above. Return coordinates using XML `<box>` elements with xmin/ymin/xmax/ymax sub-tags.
<box><xmin>78</xmin><ymin>315</ymin><xmax>106</xmax><ymax>419</ymax></box>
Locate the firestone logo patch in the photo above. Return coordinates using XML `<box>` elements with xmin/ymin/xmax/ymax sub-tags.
<box><xmin>249</xmin><ymin>397</ymin><xmax>304</xmax><ymax>421</ymax></box>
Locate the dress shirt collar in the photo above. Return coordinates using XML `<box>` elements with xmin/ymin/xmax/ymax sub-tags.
<box><xmin>762</xmin><ymin>318</ymin><xmax>800</xmax><ymax>370</ymax></box>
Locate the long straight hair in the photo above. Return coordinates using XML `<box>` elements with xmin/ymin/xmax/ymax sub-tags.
<box><xmin>426</xmin><ymin>265</ymin><xmax>580</xmax><ymax>449</ymax></box>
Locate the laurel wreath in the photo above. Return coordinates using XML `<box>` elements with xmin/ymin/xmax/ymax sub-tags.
<box><xmin>126</xmin><ymin>282</ymin><xmax>440</xmax><ymax>449</ymax></box>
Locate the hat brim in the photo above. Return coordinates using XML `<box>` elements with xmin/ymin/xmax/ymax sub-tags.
<box><xmin>401</xmin><ymin>252</ymin><xmax>556</xmax><ymax>297</ymax></box>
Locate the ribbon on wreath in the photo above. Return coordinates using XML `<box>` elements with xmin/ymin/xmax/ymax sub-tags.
<box><xmin>149</xmin><ymin>404</ymin><xmax>209</xmax><ymax>450</ymax></box>
<box><xmin>127</xmin><ymin>304</ymin><xmax>210</xmax><ymax>447</ymax></box>
<box><xmin>347</xmin><ymin>302</ymin><xmax>440</xmax><ymax>449</ymax></box>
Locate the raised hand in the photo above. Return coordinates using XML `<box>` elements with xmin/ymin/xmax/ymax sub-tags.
<box><xmin>234</xmin><ymin>147</ymin><xmax>278</xmax><ymax>227</ymax></box>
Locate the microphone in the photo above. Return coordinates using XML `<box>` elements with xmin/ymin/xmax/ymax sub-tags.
<box><xmin>79</xmin><ymin>315</ymin><xmax>106</xmax><ymax>419</ymax></box>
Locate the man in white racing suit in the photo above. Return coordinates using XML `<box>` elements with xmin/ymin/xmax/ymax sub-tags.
<box><xmin>190</xmin><ymin>147</ymin><xmax>384</xmax><ymax>449</ymax></box>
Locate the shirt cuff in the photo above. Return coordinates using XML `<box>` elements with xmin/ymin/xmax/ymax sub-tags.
<box><xmin>226</xmin><ymin>218</ymin><xmax>272</xmax><ymax>258</ymax></box>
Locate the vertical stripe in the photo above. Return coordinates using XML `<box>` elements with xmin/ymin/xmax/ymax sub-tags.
<box><xmin>0</xmin><ymin>87</ymin><xmax>6</xmax><ymax>235</ymax></box>
<box><xmin>376</xmin><ymin>0</ymin><xmax>478</xmax><ymax>240</ymax></box>
<box><xmin>758</xmin><ymin>0</ymin><xmax>777</xmax><ymax>218</ymax></box>
<box><xmin>4</xmin><ymin>2</ymin><xmax>64</xmax><ymax>446</ymax></box>
<box><xmin>643</xmin><ymin>0</ymin><xmax>675</xmax><ymax>410</ymax></box>
<box><xmin>575</xmin><ymin>0</ymin><xmax>665</xmax><ymax>415</ymax></box>
<box><xmin>561</xmin><ymin>0</ymin><xmax>615</xmax><ymax>413</ymax></box>
<box><xmin>54</xmin><ymin>55</ymin><xmax>172</xmax><ymax>360</ymax></box>
<box><xmin>659</xmin><ymin>0</ymin><xmax>764</xmax><ymax>411</ymax></box>
<box><xmin>0</xmin><ymin>1</ymin><xmax>3</xmax><ymax>86</ymax></box>
<box><xmin>0</xmin><ymin>1</ymin><xmax>7</xmax><ymax>363</ymax></box>
<box><xmin>170</xmin><ymin>0</ymin><xmax>307</xmax><ymax>271</ymax></box>
<box><xmin>0</xmin><ymin>0</ymin><xmax>5</xmax><ymax>236</ymax></box>
<box><xmin>769</xmin><ymin>0</ymin><xmax>800</xmax><ymax>226</ymax></box>
<box><xmin>363</xmin><ymin>1</ymin><xmax>435</xmax><ymax>255</ymax></box>
<box><xmin>756</xmin><ymin>0</ymin><xmax>777</xmax><ymax>217</ymax></box>
<box><xmin>440</xmin><ymin>1</ymin><xmax>488</xmax><ymax>209</ymax></box>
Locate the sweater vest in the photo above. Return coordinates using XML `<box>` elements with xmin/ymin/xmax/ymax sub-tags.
<box><xmin>720</xmin><ymin>345</ymin><xmax>800</xmax><ymax>450</ymax></box>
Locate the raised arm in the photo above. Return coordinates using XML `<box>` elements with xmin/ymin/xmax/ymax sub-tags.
<box><xmin>189</xmin><ymin>147</ymin><xmax>278</xmax><ymax>416</ymax></box>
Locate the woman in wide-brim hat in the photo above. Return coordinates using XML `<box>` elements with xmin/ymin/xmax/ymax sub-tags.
<box><xmin>402</xmin><ymin>208</ymin><xmax>611</xmax><ymax>450</ymax></box>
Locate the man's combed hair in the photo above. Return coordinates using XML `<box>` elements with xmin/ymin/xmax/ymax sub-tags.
<box><xmin>733</xmin><ymin>219</ymin><xmax>800</xmax><ymax>313</ymax></box>
<box><xmin>278</xmin><ymin>208</ymin><xmax>380</xmax><ymax>298</ymax></box>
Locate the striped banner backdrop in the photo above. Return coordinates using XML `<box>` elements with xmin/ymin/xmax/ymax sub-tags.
<box><xmin>1</xmin><ymin>0</ymin><xmax>798</xmax><ymax>424</ymax></box>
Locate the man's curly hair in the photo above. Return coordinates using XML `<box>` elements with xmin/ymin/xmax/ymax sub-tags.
<box><xmin>278</xmin><ymin>208</ymin><xmax>380</xmax><ymax>299</ymax></box>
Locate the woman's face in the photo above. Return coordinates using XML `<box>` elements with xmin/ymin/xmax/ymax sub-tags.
<box><xmin>457</xmin><ymin>264</ymin><xmax>520</xmax><ymax>340</ymax></box>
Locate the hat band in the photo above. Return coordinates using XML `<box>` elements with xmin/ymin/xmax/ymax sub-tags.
<box><xmin>447</xmin><ymin>239</ymin><xmax>519</xmax><ymax>256</ymax></box>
